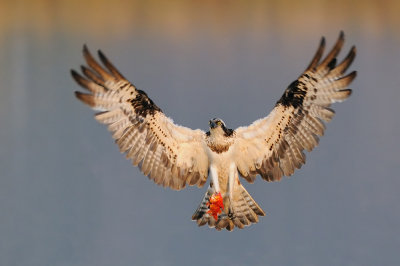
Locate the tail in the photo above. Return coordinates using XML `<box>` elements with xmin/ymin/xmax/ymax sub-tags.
<box><xmin>192</xmin><ymin>184</ymin><xmax>265</xmax><ymax>231</ymax></box>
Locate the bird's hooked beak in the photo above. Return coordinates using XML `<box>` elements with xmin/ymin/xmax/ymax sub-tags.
<box><xmin>209</xmin><ymin>120</ymin><xmax>217</xmax><ymax>129</ymax></box>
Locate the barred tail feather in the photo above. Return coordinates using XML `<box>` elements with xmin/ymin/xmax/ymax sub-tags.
<box><xmin>192</xmin><ymin>184</ymin><xmax>265</xmax><ymax>231</ymax></box>
<box><xmin>191</xmin><ymin>185</ymin><xmax>214</xmax><ymax>227</ymax></box>
<box><xmin>239</xmin><ymin>184</ymin><xmax>266</xmax><ymax>218</ymax></box>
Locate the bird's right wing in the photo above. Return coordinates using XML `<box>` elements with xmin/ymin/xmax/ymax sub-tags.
<box><xmin>232</xmin><ymin>31</ymin><xmax>356</xmax><ymax>183</ymax></box>
<box><xmin>72</xmin><ymin>46</ymin><xmax>209</xmax><ymax>190</ymax></box>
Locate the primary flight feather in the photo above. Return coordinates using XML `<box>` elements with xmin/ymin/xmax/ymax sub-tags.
<box><xmin>72</xmin><ymin>31</ymin><xmax>356</xmax><ymax>231</ymax></box>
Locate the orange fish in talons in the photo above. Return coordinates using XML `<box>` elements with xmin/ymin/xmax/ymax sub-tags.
<box><xmin>207</xmin><ymin>192</ymin><xmax>224</xmax><ymax>220</ymax></box>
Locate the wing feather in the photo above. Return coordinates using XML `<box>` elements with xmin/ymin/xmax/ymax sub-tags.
<box><xmin>317</xmin><ymin>31</ymin><xmax>345</xmax><ymax>73</ymax></box>
<box><xmin>72</xmin><ymin>46</ymin><xmax>209</xmax><ymax>190</ymax></box>
<box><xmin>304</xmin><ymin>37</ymin><xmax>326</xmax><ymax>71</ymax></box>
<box><xmin>233</xmin><ymin>32</ymin><xmax>356</xmax><ymax>182</ymax></box>
<box><xmin>326</xmin><ymin>46</ymin><xmax>356</xmax><ymax>79</ymax></box>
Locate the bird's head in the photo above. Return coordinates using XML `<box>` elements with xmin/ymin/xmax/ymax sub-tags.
<box><xmin>209</xmin><ymin>118</ymin><xmax>225</xmax><ymax>129</ymax></box>
<box><xmin>208</xmin><ymin>118</ymin><xmax>234</xmax><ymax>137</ymax></box>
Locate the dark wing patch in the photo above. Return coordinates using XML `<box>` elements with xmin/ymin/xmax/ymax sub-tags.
<box><xmin>130</xmin><ymin>89</ymin><xmax>162</xmax><ymax>117</ymax></box>
<box><xmin>277</xmin><ymin>80</ymin><xmax>307</xmax><ymax>108</ymax></box>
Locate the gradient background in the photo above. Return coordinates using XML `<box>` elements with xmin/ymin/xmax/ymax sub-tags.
<box><xmin>1</xmin><ymin>0</ymin><xmax>399</xmax><ymax>265</ymax></box>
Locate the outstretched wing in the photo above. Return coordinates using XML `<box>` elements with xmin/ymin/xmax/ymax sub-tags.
<box><xmin>233</xmin><ymin>31</ymin><xmax>357</xmax><ymax>182</ymax></box>
<box><xmin>72</xmin><ymin>46</ymin><xmax>209</xmax><ymax>190</ymax></box>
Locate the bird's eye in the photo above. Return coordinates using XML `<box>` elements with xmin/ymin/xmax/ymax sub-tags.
<box><xmin>217</xmin><ymin>121</ymin><xmax>222</xmax><ymax>126</ymax></box>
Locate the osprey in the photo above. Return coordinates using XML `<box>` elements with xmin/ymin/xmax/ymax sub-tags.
<box><xmin>72</xmin><ymin>31</ymin><xmax>356</xmax><ymax>231</ymax></box>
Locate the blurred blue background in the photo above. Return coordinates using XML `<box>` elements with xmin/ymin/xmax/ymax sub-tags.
<box><xmin>1</xmin><ymin>0</ymin><xmax>399</xmax><ymax>265</ymax></box>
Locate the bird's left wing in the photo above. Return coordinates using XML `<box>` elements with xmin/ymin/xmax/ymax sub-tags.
<box><xmin>72</xmin><ymin>46</ymin><xmax>209</xmax><ymax>190</ymax></box>
<box><xmin>233</xmin><ymin>31</ymin><xmax>356</xmax><ymax>183</ymax></box>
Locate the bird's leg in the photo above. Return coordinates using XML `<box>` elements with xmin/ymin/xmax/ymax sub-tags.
<box><xmin>227</xmin><ymin>163</ymin><xmax>236</xmax><ymax>218</ymax></box>
<box><xmin>210</xmin><ymin>165</ymin><xmax>220</xmax><ymax>192</ymax></box>
<box><xmin>207</xmin><ymin>165</ymin><xmax>224</xmax><ymax>220</ymax></box>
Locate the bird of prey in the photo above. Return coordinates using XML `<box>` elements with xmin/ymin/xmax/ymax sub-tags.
<box><xmin>72</xmin><ymin>31</ymin><xmax>356</xmax><ymax>231</ymax></box>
